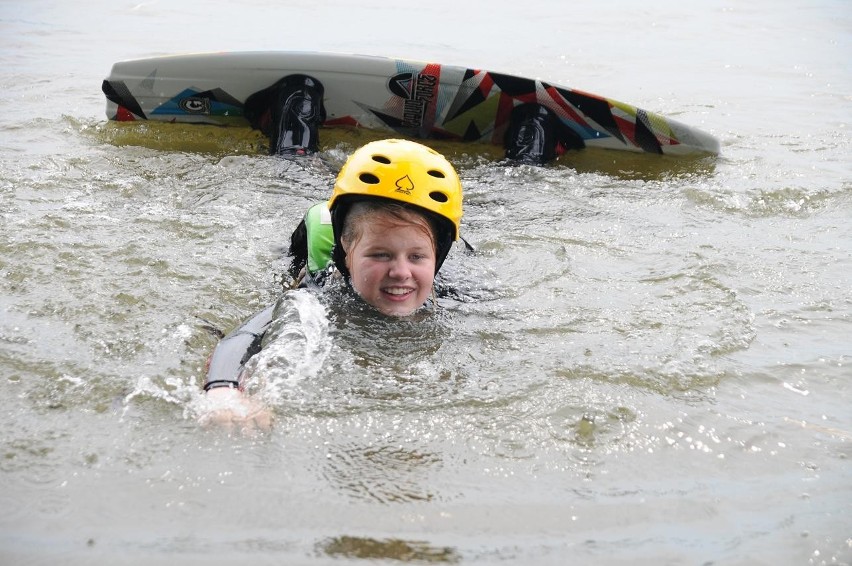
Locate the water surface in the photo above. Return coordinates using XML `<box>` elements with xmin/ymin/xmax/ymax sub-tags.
<box><xmin>1</xmin><ymin>1</ymin><xmax>850</xmax><ymax>564</ymax></box>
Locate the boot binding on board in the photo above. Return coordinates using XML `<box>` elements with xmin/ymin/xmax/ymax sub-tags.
<box><xmin>269</xmin><ymin>75</ymin><xmax>326</xmax><ymax>156</ymax></box>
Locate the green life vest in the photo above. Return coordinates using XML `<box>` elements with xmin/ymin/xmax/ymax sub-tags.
<box><xmin>305</xmin><ymin>201</ymin><xmax>335</xmax><ymax>274</ymax></box>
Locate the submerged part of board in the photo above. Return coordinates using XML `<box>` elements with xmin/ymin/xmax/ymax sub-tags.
<box><xmin>102</xmin><ymin>51</ymin><xmax>719</xmax><ymax>157</ymax></box>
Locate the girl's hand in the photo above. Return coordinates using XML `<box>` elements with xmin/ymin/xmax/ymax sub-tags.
<box><xmin>199</xmin><ymin>387</ymin><xmax>273</xmax><ymax>432</ymax></box>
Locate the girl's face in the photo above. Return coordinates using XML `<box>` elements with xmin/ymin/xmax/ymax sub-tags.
<box><xmin>343</xmin><ymin>210</ymin><xmax>436</xmax><ymax>317</ymax></box>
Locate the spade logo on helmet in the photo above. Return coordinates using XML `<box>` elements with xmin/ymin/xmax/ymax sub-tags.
<box><xmin>395</xmin><ymin>175</ymin><xmax>414</xmax><ymax>195</ymax></box>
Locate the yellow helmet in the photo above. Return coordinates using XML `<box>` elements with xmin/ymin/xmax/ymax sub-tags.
<box><xmin>329</xmin><ymin>139</ymin><xmax>462</xmax><ymax>239</ymax></box>
<box><xmin>328</xmin><ymin>139</ymin><xmax>463</xmax><ymax>277</ymax></box>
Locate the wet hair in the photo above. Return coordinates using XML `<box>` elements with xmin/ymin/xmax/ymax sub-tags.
<box><xmin>339</xmin><ymin>200</ymin><xmax>438</xmax><ymax>257</ymax></box>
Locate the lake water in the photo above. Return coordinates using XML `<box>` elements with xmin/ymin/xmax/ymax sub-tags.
<box><xmin>1</xmin><ymin>1</ymin><xmax>850</xmax><ymax>564</ymax></box>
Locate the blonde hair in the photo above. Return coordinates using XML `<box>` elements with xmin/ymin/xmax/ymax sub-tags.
<box><xmin>340</xmin><ymin>201</ymin><xmax>437</xmax><ymax>255</ymax></box>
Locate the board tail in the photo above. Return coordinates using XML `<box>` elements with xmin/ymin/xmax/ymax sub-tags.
<box><xmin>102</xmin><ymin>80</ymin><xmax>146</xmax><ymax>120</ymax></box>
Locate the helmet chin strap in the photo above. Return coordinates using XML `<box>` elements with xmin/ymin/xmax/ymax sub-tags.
<box><xmin>459</xmin><ymin>235</ymin><xmax>475</xmax><ymax>253</ymax></box>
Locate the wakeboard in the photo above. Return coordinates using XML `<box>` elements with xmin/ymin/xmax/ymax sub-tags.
<box><xmin>102</xmin><ymin>51</ymin><xmax>719</xmax><ymax>157</ymax></box>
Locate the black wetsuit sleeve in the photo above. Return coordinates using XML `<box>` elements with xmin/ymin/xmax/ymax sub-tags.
<box><xmin>288</xmin><ymin>217</ymin><xmax>308</xmax><ymax>279</ymax></box>
<box><xmin>203</xmin><ymin>305</ymin><xmax>275</xmax><ymax>391</ymax></box>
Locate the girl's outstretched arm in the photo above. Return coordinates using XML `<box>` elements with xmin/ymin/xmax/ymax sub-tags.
<box><xmin>199</xmin><ymin>305</ymin><xmax>276</xmax><ymax>431</ymax></box>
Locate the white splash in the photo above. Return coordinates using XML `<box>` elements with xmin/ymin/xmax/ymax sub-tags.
<box><xmin>245</xmin><ymin>290</ymin><xmax>333</xmax><ymax>404</ymax></box>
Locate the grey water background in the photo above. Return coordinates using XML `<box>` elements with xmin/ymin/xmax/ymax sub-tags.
<box><xmin>1</xmin><ymin>0</ymin><xmax>850</xmax><ymax>564</ymax></box>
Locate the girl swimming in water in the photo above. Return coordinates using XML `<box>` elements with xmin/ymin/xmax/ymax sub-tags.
<box><xmin>200</xmin><ymin>139</ymin><xmax>464</xmax><ymax>428</ymax></box>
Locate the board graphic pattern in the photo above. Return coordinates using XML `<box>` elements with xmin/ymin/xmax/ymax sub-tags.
<box><xmin>102</xmin><ymin>51</ymin><xmax>719</xmax><ymax>156</ymax></box>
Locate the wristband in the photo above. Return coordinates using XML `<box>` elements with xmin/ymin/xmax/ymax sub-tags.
<box><xmin>203</xmin><ymin>380</ymin><xmax>240</xmax><ymax>392</ymax></box>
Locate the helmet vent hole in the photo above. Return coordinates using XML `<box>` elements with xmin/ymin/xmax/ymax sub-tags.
<box><xmin>359</xmin><ymin>173</ymin><xmax>381</xmax><ymax>184</ymax></box>
<box><xmin>427</xmin><ymin>169</ymin><xmax>446</xmax><ymax>179</ymax></box>
<box><xmin>372</xmin><ymin>155</ymin><xmax>391</xmax><ymax>164</ymax></box>
<box><xmin>429</xmin><ymin>191</ymin><xmax>449</xmax><ymax>203</ymax></box>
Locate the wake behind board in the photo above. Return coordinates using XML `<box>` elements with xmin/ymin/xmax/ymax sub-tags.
<box><xmin>102</xmin><ymin>51</ymin><xmax>720</xmax><ymax>157</ymax></box>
